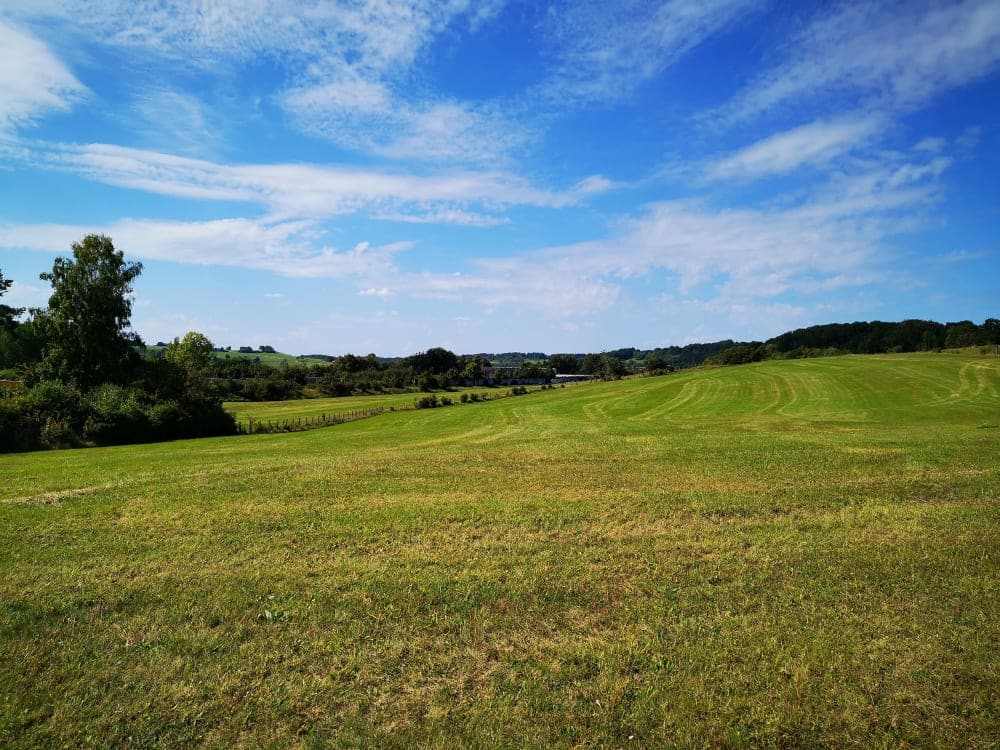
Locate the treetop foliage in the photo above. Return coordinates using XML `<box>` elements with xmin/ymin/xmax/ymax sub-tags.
<box><xmin>0</xmin><ymin>267</ymin><xmax>25</xmax><ymax>329</ymax></box>
<box><xmin>165</xmin><ymin>331</ymin><xmax>215</xmax><ymax>373</ymax></box>
<box><xmin>37</xmin><ymin>235</ymin><xmax>144</xmax><ymax>388</ymax></box>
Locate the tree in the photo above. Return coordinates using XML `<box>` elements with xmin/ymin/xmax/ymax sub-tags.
<box><xmin>37</xmin><ymin>235</ymin><xmax>144</xmax><ymax>388</ymax></box>
<box><xmin>944</xmin><ymin>321</ymin><xmax>977</xmax><ymax>349</ymax></box>
<box><xmin>164</xmin><ymin>331</ymin><xmax>214</xmax><ymax>374</ymax></box>
<box><xmin>580</xmin><ymin>353</ymin><xmax>604</xmax><ymax>375</ymax></box>
<box><xmin>0</xmin><ymin>268</ymin><xmax>25</xmax><ymax>329</ymax></box>
<box><xmin>982</xmin><ymin>318</ymin><xmax>1000</xmax><ymax>345</ymax></box>
<box><xmin>645</xmin><ymin>353</ymin><xmax>669</xmax><ymax>373</ymax></box>
<box><xmin>463</xmin><ymin>355</ymin><xmax>491</xmax><ymax>385</ymax></box>
<box><xmin>548</xmin><ymin>354</ymin><xmax>579</xmax><ymax>374</ymax></box>
<box><xmin>0</xmin><ymin>268</ymin><xmax>27</xmax><ymax>369</ymax></box>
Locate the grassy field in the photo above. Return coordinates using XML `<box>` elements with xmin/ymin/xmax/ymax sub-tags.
<box><xmin>224</xmin><ymin>386</ymin><xmax>526</xmax><ymax>426</ymax></box>
<box><xmin>1</xmin><ymin>353</ymin><xmax>998</xmax><ymax>748</ymax></box>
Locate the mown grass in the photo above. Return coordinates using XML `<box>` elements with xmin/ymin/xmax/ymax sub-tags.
<box><xmin>224</xmin><ymin>386</ymin><xmax>527</xmax><ymax>426</ymax></box>
<box><xmin>1</xmin><ymin>353</ymin><xmax>998</xmax><ymax>748</ymax></box>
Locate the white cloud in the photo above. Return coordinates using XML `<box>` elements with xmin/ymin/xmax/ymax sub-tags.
<box><xmin>913</xmin><ymin>137</ymin><xmax>947</xmax><ymax>154</ymax></box>
<box><xmin>3</xmin><ymin>1</ymin><xmax>513</xmax><ymax>163</ymax></box>
<box><xmin>0</xmin><ymin>218</ymin><xmax>411</xmax><ymax>278</ymax></box>
<box><xmin>375</xmin><ymin>209</ymin><xmax>510</xmax><ymax>228</ymax></box>
<box><xmin>0</xmin><ymin>280</ymin><xmax>48</xmax><ymax>311</ymax></box>
<box><xmin>3</xmin><ymin>143</ymin><xmax>949</xmax><ymax>314</ymax></box>
<box><xmin>0</xmin><ymin>1</ymin><xmax>475</xmax><ymax>71</ymax></box>
<box><xmin>128</xmin><ymin>88</ymin><xmax>225</xmax><ymax>157</ymax></box>
<box><xmin>722</xmin><ymin>0</ymin><xmax>1000</xmax><ymax>121</ymax></box>
<box><xmin>387</xmin><ymin>147</ymin><xmax>952</xmax><ymax>317</ymax></box>
<box><xmin>0</xmin><ymin>20</ymin><xmax>86</xmax><ymax>132</ymax></box>
<box><xmin>282</xmin><ymin>82</ymin><xmax>532</xmax><ymax>165</ymax></box>
<box><xmin>536</xmin><ymin>0</ymin><xmax>755</xmax><ymax>105</ymax></box>
<box><xmin>705</xmin><ymin>115</ymin><xmax>885</xmax><ymax>181</ymax></box>
<box><xmin>283</xmin><ymin>75</ymin><xmax>392</xmax><ymax>119</ymax></box>
<box><xmin>373</xmin><ymin>101</ymin><xmax>529</xmax><ymax>164</ymax></box>
<box><xmin>16</xmin><ymin>140</ymin><xmax>578</xmax><ymax>223</ymax></box>
<box><xmin>571</xmin><ymin>175</ymin><xmax>617</xmax><ymax>197</ymax></box>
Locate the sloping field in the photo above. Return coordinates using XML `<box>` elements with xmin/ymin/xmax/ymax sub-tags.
<box><xmin>224</xmin><ymin>386</ymin><xmax>512</xmax><ymax>426</ymax></box>
<box><xmin>1</xmin><ymin>354</ymin><xmax>998</xmax><ymax>748</ymax></box>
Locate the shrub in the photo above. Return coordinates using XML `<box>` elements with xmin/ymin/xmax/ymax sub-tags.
<box><xmin>419</xmin><ymin>374</ymin><xmax>439</xmax><ymax>392</ymax></box>
<box><xmin>414</xmin><ymin>394</ymin><xmax>439</xmax><ymax>409</ymax></box>
<box><xmin>40</xmin><ymin>417</ymin><xmax>79</xmax><ymax>449</ymax></box>
<box><xmin>0</xmin><ymin>399</ymin><xmax>40</xmax><ymax>452</ymax></box>
<box><xmin>83</xmin><ymin>384</ymin><xmax>150</xmax><ymax>444</ymax></box>
<box><xmin>146</xmin><ymin>401</ymin><xmax>184</xmax><ymax>440</ymax></box>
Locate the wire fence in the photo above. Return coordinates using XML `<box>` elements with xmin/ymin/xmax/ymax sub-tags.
<box><xmin>237</xmin><ymin>406</ymin><xmax>385</xmax><ymax>434</ymax></box>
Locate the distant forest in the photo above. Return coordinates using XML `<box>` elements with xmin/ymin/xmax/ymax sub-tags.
<box><xmin>704</xmin><ymin>318</ymin><xmax>1000</xmax><ymax>366</ymax></box>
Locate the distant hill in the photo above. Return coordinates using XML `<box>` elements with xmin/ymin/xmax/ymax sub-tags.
<box><xmin>143</xmin><ymin>317</ymin><xmax>998</xmax><ymax>374</ymax></box>
<box><xmin>705</xmin><ymin>318</ymin><xmax>999</xmax><ymax>365</ymax></box>
<box><xmin>144</xmin><ymin>345</ymin><xmax>333</xmax><ymax>367</ymax></box>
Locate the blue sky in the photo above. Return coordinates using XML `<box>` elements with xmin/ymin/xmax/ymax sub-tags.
<box><xmin>0</xmin><ymin>0</ymin><xmax>997</xmax><ymax>356</ymax></box>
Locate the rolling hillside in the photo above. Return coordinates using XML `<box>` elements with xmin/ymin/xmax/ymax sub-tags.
<box><xmin>1</xmin><ymin>353</ymin><xmax>998</xmax><ymax>748</ymax></box>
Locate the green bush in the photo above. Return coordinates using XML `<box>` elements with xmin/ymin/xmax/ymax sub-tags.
<box><xmin>83</xmin><ymin>384</ymin><xmax>150</xmax><ymax>444</ymax></box>
<box><xmin>0</xmin><ymin>378</ymin><xmax>237</xmax><ymax>452</ymax></box>
<box><xmin>40</xmin><ymin>416</ymin><xmax>79</xmax><ymax>449</ymax></box>
<box><xmin>414</xmin><ymin>394</ymin><xmax>439</xmax><ymax>409</ymax></box>
<box><xmin>0</xmin><ymin>399</ymin><xmax>40</xmax><ymax>452</ymax></box>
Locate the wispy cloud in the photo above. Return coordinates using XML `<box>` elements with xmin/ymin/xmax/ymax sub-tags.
<box><xmin>128</xmin><ymin>88</ymin><xmax>226</xmax><ymax>158</ymax></box>
<box><xmin>4</xmin><ymin>1</ymin><xmax>513</xmax><ymax>163</ymax></box>
<box><xmin>15</xmin><ymin>140</ymin><xmax>594</xmax><ymax>223</ymax></box>
<box><xmin>388</xmin><ymin>147</ymin><xmax>953</xmax><ymax>317</ymax></box>
<box><xmin>358</xmin><ymin>287</ymin><xmax>394</xmax><ymax>298</ymax></box>
<box><xmin>1</xmin><ymin>142</ymin><xmax>952</xmax><ymax>310</ymax></box>
<box><xmin>0</xmin><ymin>218</ymin><xmax>412</xmax><ymax>278</ymax></box>
<box><xmin>1</xmin><ymin>0</ymin><xmax>475</xmax><ymax>71</ymax></box>
<box><xmin>705</xmin><ymin>115</ymin><xmax>885</xmax><ymax>181</ymax></box>
<box><xmin>721</xmin><ymin>0</ymin><xmax>1000</xmax><ymax>122</ymax></box>
<box><xmin>0</xmin><ymin>20</ymin><xmax>86</xmax><ymax>132</ymax></box>
<box><xmin>535</xmin><ymin>0</ymin><xmax>756</xmax><ymax>106</ymax></box>
<box><xmin>283</xmin><ymin>90</ymin><xmax>531</xmax><ymax>165</ymax></box>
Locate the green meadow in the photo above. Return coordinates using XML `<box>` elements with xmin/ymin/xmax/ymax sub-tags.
<box><xmin>2</xmin><ymin>353</ymin><xmax>998</xmax><ymax>748</ymax></box>
<box><xmin>223</xmin><ymin>386</ymin><xmax>521</xmax><ymax>427</ymax></box>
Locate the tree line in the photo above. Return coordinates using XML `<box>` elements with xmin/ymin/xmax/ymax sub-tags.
<box><xmin>186</xmin><ymin>349</ymin><xmax>554</xmax><ymax>402</ymax></box>
<box><xmin>705</xmin><ymin>318</ymin><xmax>1000</xmax><ymax>365</ymax></box>
<box><xmin>0</xmin><ymin>236</ymin><xmax>235</xmax><ymax>452</ymax></box>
